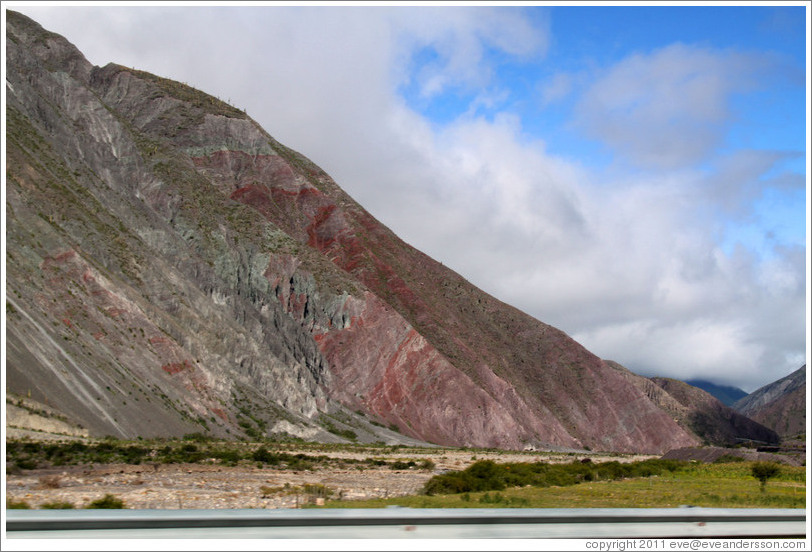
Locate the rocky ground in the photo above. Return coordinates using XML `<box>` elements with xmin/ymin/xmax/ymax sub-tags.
<box><xmin>5</xmin><ymin>436</ymin><xmax>652</xmax><ymax>510</ymax></box>
<box><xmin>7</xmin><ymin>461</ymin><xmax>430</xmax><ymax>510</ymax></box>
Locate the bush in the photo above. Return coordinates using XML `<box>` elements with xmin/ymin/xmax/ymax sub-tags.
<box><xmin>15</xmin><ymin>459</ymin><xmax>38</xmax><ymax>470</ymax></box>
<box><xmin>751</xmin><ymin>462</ymin><xmax>781</xmax><ymax>492</ymax></box>
<box><xmin>302</xmin><ymin>483</ymin><xmax>334</xmax><ymax>498</ymax></box>
<box><xmin>7</xmin><ymin>499</ymin><xmax>31</xmax><ymax>509</ymax></box>
<box><xmin>252</xmin><ymin>447</ymin><xmax>280</xmax><ymax>464</ymax></box>
<box><xmin>86</xmin><ymin>494</ymin><xmax>125</xmax><ymax>509</ymax></box>
<box><xmin>479</xmin><ymin>492</ymin><xmax>506</xmax><ymax>504</ymax></box>
<box><xmin>212</xmin><ymin>449</ymin><xmax>242</xmax><ymax>465</ymax></box>
<box><xmin>418</xmin><ymin>459</ymin><xmax>436</xmax><ymax>471</ymax></box>
<box><xmin>41</xmin><ymin>501</ymin><xmax>75</xmax><ymax>509</ymax></box>
<box><xmin>424</xmin><ymin>460</ymin><xmax>506</xmax><ymax>495</ymax></box>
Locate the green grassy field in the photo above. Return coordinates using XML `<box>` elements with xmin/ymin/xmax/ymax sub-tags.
<box><xmin>321</xmin><ymin>460</ymin><xmax>806</xmax><ymax>509</ymax></box>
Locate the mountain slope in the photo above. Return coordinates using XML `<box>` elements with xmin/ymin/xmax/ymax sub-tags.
<box><xmin>5</xmin><ymin>11</ymin><xmax>703</xmax><ymax>453</ymax></box>
<box><xmin>733</xmin><ymin>366</ymin><xmax>806</xmax><ymax>437</ymax></box>
<box><xmin>648</xmin><ymin>378</ymin><xmax>779</xmax><ymax>446</ymax></box>
<box><xmin>603</xmin><ymin>363</ymin><xmax>778</xmax><ymax>447</ymax></box>
<box><xmin>684</xmin><ymin>380</ymin><xmax>747</xmax><ymax>407</ymax></box>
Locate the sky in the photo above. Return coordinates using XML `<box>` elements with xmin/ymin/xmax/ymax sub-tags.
<box><xmin>6</xmin><ymin>1</ymin><xmax>809</xmax><ymax>392</ymax></box>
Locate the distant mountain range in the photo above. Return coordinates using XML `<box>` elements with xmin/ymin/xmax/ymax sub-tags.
<box><xmin>4</xmin><ymin>11</ymin><xmax>784</xmax><ymax>454</ymax></box>
<box><xmin>684</xmin><ymin>380</ymin><xmax>748</xmax><ymax>407</ymax></box>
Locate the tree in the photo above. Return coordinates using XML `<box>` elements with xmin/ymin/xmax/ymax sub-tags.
<box><xmin>751</xmin><ymin>462</ymin><xmax>780</xmax><ymax>492</ymax></box>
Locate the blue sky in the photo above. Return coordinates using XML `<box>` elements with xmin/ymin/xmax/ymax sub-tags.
<box><xmin>7</xmin><ymin>2</ymin><xmax>809</xmax><ymax>392</ymax></box>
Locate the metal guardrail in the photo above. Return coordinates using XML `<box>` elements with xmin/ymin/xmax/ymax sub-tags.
<box><xmin>5</xmin><ymin>507</ymin><xmax>806</xmax><ymax>539</ymax></box>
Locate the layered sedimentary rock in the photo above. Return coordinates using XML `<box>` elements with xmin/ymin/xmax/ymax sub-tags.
<box><xmin>7</xmin><ymin>11</ymin><xmax>712</xmax><ymax>453</ymax></box>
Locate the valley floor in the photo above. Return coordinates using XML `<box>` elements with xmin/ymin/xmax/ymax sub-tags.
<box><xmin>5</xmin><ymin>440</ymin><xmax>651</xmax><ymax>510</ymax></box>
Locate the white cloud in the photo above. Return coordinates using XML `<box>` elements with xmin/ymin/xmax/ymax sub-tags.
<box><xmin>390</xmin><ymin>7</ymin><xmax>548</xmax><ymax>99</ymax></box>
<box><xmin>539</xmin><ymin>72</ymin><xmax>573</xmax><ymax>105</ymax></box>
<box><xmin>573</xmin><ymin>43</ymin><xmax>776</xmax><ymax>169</ymax></box>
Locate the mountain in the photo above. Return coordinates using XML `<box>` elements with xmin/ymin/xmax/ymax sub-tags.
<box><xmin>602</xmin><ymin>363</ymin><xmax>778</xmax><ymax>447</ymax></box>
<box><xmin>648</xmin><ymin>378</ymin><xmax>779</xmax><ymax>446</ymax></box>
<box><xmin>684</xmin><ymin>380</ymin><xmax>747</xmax><ymax>407</ymax></box>
<box><xmin>5</xmin><ymin>12</ymin><xmax>767</xmax><ymax>454</ymax></box>
<box><xmin>733</xmin><ymin>366</ymin><xmax>806</xmax><ymax>438</ymax></box>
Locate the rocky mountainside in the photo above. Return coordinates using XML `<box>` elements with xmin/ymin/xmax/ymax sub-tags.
<box><xmin>603</xmin><ymin>363</ymin><xmax>778</xmax><ymax>447</ymax></box>
<box><xmin>647</xmin><ymin>378</ymin><xmax>779</xmax><ymax>446</ymax></box>
<box><xmin>733</xmin><ymin>366</ymin><xmax>806</xmax><ymax>438</ymax></box>
<box><xmin>5</xmin><ymin>12</ymin><xmax>771</xmax><ymax>454</ymax></box>
<box><xmin>684</xmin><ymin>380</ymin><xmax>747</xmax><ymax>407</ymax></box>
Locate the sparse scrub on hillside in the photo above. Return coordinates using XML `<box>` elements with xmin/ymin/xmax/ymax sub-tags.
<box><xmin>318</xmin><ymin>415</ymin><xmax>358</xmax><ymax>441</ymax></box>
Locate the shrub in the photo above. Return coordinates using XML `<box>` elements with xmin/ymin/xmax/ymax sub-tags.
<box><xmin>7</xmin><ymin>499</ymin><xmax>31</xmax><ymax>509</ymax></box>
<box><xmin>15</xmin><ymin>459</ymin><xmax>38</xmax><ymax>470</ymax></box>
<box><xmin>302</xmin><ymin>483</ymin><xmax>334</xmax><ymax>498</ymax></box>
<box><xmin>86</xmin><ymin>494</ymin><xmax>125</xmax><ymax>509</ymax></box>
<box><xmin>252</xmin><ymin>447</ymin><xmax>280</xmax><ymax>464</ymax></box>
<box><xmin>479</xmin><ymin>492</ymin><xmax>506</xmax><ymax>504</ymax></box>
<box><xmin>418</xmin><ymin>459</ymin><xmax>436</xmax><ymax>471</ymax></box>
<box><xmin>212</xmin><ymin>449</ymin><xmax>242</xmax><ymax>465</ymax></box>
<box><xmin>424</xmin><ymin>460</ymin><xmax>506</xmax><ymax>495</ymax></box>
<box><xmin>751</xmin><ymin>462</ymin><xmax>781</xmax><ymax>492</ymax></box>
<box><xmin>260</xmin><ymin>485</ymin><xmax>285</xmax><ymax>498</ymax></box>
<box><xmin>41</xmin><ymin>501</ymin><xmax>75</xmax><ymax>509</ymax></box>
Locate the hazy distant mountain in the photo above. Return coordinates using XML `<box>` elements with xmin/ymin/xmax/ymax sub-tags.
<box><xmin>684</xmin><ymin>380</ymin><xmax>748</xmax><ymax>407</ymax></box>
<box><xmin>733</xmin><ymin>366</ymin><xmax>806</xmax><ymax>438</ymax></box>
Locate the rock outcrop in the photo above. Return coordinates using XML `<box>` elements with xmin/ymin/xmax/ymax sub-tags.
<box><xmin>6</xmin><ymin>11</ymin><xmax>707</xmax><ymax>453</ymax></box>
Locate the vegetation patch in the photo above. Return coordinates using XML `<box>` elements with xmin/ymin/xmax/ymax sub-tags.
<box><xmin>318</xmin><ymin>415</ymin><xmax>358</xmax><ymax>441</ymax></box>
<box><xmin>5</xmin><ymin>438</ymin><xmax>437</xmax><ymax>473</ymax></box>
<box><xmin>323</xmin><ymin>459</ymin><xmax>805</xmax><ymax>510</ymax></box>
<box><xmin>41</xmin><ymin>501</ymin><xmax>75</xmax><ymax>509</ymax></box>
<box><xmin>86</xmin><ymin>494</ymin><xmax>126</xmax><ymax>509</ymax></box>
<box><xmin>423</xmin><ymin>458</ymin><xmax>685</xmax><ymax>495</ymax></box>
